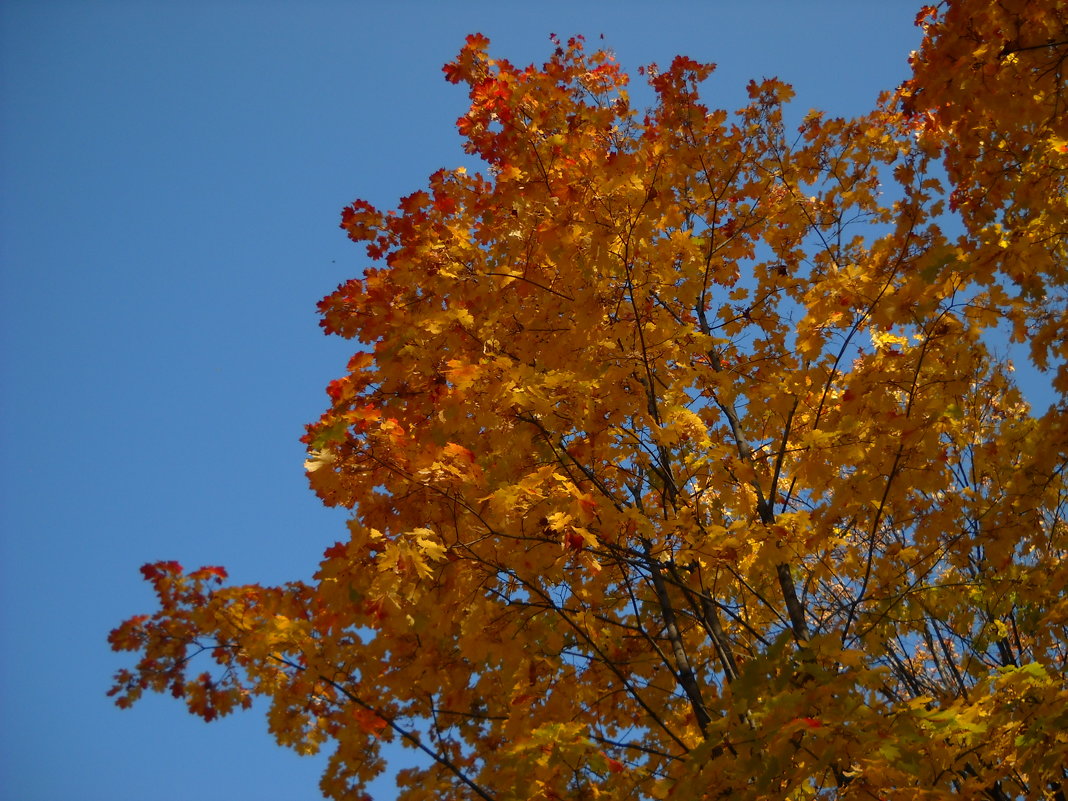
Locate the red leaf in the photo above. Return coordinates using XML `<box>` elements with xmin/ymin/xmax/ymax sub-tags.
<box><xmin>323</xmin><ymin>541</ymin><xmax>347</xmax><ymax>560</ymax></box>
<box><xmin>353</xmin><ymin>707</ymin><xmax>388</xmax><ymax>736</ymax></box>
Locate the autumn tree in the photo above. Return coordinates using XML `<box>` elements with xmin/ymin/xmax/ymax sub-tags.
<box><xmin>110</xmin><ymin>3</ymin><xmax>1068</xmax><ymax>799</ymax></box>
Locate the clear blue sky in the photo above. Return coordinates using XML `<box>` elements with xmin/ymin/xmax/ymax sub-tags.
<box><xmin>1</xmin><ymin>3</ymin><xmax>937</xmax><ymax>799</ymax></box>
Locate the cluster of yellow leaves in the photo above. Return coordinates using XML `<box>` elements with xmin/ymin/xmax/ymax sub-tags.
<box><xmin>112</xmin><ymin>10</ymin><xmax>1068</xmax><ymax>801</ymax></box>
<box><xmin>901</xmin><ymin>0</ymin><xmax>1068</xmax><ymax>388</ymax></box>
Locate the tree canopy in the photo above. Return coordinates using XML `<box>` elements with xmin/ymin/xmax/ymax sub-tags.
<box><xmin>110</xmin><ymin>2</ymin><xmax>1068</xmax><ymax>799</ymax></box>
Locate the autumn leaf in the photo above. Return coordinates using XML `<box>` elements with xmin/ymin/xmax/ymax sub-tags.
<box><xmin>111</xmin><ymin>13</ymin><xmax>1068</xmax><ymax>801</ymax></box>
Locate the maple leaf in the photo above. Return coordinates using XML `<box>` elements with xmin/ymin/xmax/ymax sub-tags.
<box><xmin>111</xmin><ymin>14</ymin><xmax>1068</xmax><ymax>801</ymax></box>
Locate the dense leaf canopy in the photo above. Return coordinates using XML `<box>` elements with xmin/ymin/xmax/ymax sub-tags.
<box><xmin>111</xmin><ymin>2</ymin><xmax>1068</xmax><ymax>799</ymax></box>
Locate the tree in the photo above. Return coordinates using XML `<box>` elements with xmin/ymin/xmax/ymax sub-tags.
<box><xmin>110</xmin><ymin>3</ymin><xmax>1068</xmax><ymax>799</ymax></box>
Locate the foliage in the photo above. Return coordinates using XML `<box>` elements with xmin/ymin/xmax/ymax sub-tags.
<box><xmin>111</xmin><ymin>3</ymin><xmax>1068</xmax><ymax>799</ymax></box>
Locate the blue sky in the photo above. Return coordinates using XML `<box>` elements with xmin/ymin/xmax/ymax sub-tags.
<box><xmin>0</xmin><ymin>3</ymin><xmax>934</xmax><ymax>799</ymax></box>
